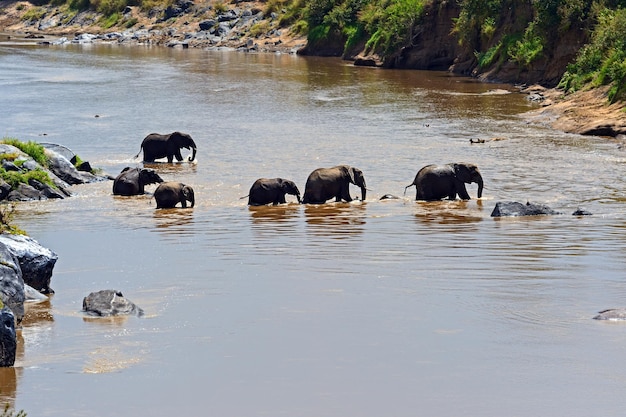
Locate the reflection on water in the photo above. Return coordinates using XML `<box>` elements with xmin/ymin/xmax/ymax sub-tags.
<box><xmin>304</xmin><ymin>202</ymin><xmax>367</xmax><ymax>238</ymax></box>
<box><xmin>3</xmin><ymin>44</ymin><xmax>626</xmax><ymax>417</ymax></box>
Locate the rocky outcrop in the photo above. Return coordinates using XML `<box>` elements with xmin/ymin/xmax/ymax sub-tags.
<box><xmin>0</xmin><ymin>144</ymin><xmax>107</xmax><ymax>202</ymax></box>
<box><xmin>82</xmin><ymin>290</ymin><xmax>144</xmax><ymax>317</ymax></box>
<box><xmin>0</xmin><ymin>242</ymin><xmax>25</xmax><ymax>324</ymax></box>
<box><xmin>0</xmin><ymin>234</ymin><xmax>57</xmax><ymax>294</ymax></box>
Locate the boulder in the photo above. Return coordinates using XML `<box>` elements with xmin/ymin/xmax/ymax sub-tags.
<box><xmin>0</xmin><ymin>308</ymin><xmax>16</xmax><ymax>367</ymax></box>
<box><xmin>83</xmin><ymin>290</ymin><xmax>144</xmax><ymax>317</ymax></box>
<box><xmin>0</xmin><ymin>243</ymin><xmax>25</xmax><ymax>324</ymax></box>
<box><xmin>0</xmin><ymin>234</ymin><xmax>57</xmax><ymax>294</ymax></box>
<box><xmin>491</xmin><ymin>201</ymin><xmax>562</xmax><ymax>217</ymax></box>
<box><xmin>593</xmin><ymin>308</ymin><xmax>626</xmax><ymax>320</ymax></box>
<box><xmin>7</xmin><ymin>184</ymin><xmax>44</xmax><ymax>201</ymax></box>
<box><xmin>44</xmin><ymin>149</ymin><xmax>94</xmax><ymax>185</ymax></box>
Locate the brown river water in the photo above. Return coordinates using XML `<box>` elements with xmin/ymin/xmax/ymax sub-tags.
<box><xmin>2</xmin><ymin>42</ymin><xmax>626</xmax><ymax>416</ymax></box>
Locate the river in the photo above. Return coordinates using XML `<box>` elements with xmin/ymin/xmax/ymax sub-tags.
<box><xmin>1</xmin><ymin>41</ymin><xmax>626</xmax><ymax>417</ymax></box>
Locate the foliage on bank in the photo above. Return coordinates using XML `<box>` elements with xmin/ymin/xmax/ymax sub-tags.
<box><xmin>298</xmin><ymin>0</ymin><xmax>626</xmax><ymax>100</ymax></box>
<box><xmin>12</xmin><ymin>0</ymin><xmax>626</xmax><ymax>101</ymax></box>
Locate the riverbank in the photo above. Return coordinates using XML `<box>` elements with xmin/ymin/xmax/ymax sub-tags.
<box><xmin>1</xmin><ymin>0</ymin><xmax>625</xmax><ymax>138</ymax></box>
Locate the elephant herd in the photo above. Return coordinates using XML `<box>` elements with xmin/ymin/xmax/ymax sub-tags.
<box><xmin>247</xmin><ymin>162</ymin><xmax>483</xmax><ymax>206</ymax></box>
<box><xmin>112</xmin><ymin>132</ymin><xmax>196</xmax><ymax>208</ymax></box>
<box><xmin>112</xmin><ymin>131</ymin><xmax>485</xmax><ymax>208</ymax></box>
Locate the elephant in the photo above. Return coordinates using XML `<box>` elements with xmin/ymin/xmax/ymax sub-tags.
<box><xmin>154</xmin><ymin>182</ymin><xmax>195</xmax><ymax>208</ymax></box>
<box><xmin>247</xmin><ymin>178</ymin><xmax>301</xmax><ymax>206</ymax></box>
<box><xmin>112</xmin><ymin>167</ymin><xmax>164</xmax><ymax>196</ymax></box>
<box><xmin>404</xmin><ymin>163</ymin><xmax>483</xmax><ymax>201</ymax></box>
<box><xmin>301</xmin><ymin>165</ymin><xmax>366</xmax><ymax>204</ymax></box>
<box><xmin>135</xmin><ymin>131</ymin><xmax>197</xmax><ymax>163</ymax></box>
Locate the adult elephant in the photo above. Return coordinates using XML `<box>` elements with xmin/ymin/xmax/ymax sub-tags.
<box><xmin>301</xmin><ymin>165</ymin><xmax>366</xmax><ymax>204</ymax></box>
<box><xmin>247</xmin><ymin>178</ymin><xmax>301</xmax><ymax>206</ymax></box>
<box><xmin>154</xmin><ymin>182</ymin><xmax>195</xmax><ymax>208</ymax></box>
<box><xmin>135</xmin><ymin>131</ymin><xmax>197</xmax><ymax>163</ymax></box>
<box><xmin>112</xmin><ymin>167</ymin><xmax>163</xmax><ymax>196</ymax></box>
<box><xmin>404</xmin><ymin>162</ymin><xmax>483</xmax><ymax>201</ymax></box>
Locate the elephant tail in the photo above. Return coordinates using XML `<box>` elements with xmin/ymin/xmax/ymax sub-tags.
<box><xmin>134</xmin><ymin>144</ymin><xmax>143</xmax><ymax>159</ymax></box>
<box><xmin>239</xmin><ymin>195</ymin><xmax>249</xmax><ymax>200</ymax></box>
<box><xmin>403</xmin><ymin>183</ymin><xmax>415</xmax><ymax>196</ymax></box>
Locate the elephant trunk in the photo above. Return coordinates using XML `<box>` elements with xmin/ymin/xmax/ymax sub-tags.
<box><xmin>476</xmin><ymin>177</ymin><xmax>484</xmax><ymax>199</ymax></box>
<box><xmin>188</xmin><ymin>139</ymin><xmax>197</xmax><ymax>162</ymax></box>
<box><xmin>296</xmin><ymin>194</ymin><xmax>302</xmax><ymax>203</ymax></box>
<box><xmin>360</xmin><ymin>186</ymin><xmax>366</xmax><ymax>201</ymax></box>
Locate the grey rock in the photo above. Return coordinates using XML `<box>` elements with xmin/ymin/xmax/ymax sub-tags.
<box><xmin>199</xmin><ymin>19</ymin><xmax>217</xmax><ymax>31</ymax></box>
<box><xmin>7</xmin><ymin>184</ymin><xmax>45</xmax><ymax>201</ymax></box>
<box><xmin>0</xmin><ymin>234</ymin><xmax>57</xmax><ymax>295</ymax></box>
<box><xmin>0</xmin><ymin>243</ymin><xmax>25</xmax><ymax>324</ymax></box>
<box><xmin>28</xmin><ymin>179</ymin><xmax>65</xmax><ymax>199</ymax></box>
<box><xmin>83</xmin><ymin>290</ymin><xmax>144</xmax><ymax>317</ymax></box>
<box><xmin>0</xmin><ymin>308</ymin><xmax>16</xmax><ymax>367</ymax></box>
<box><xmin>491</xmin><ymin>201</ymin><xmax>562</xmax><ymax>217</ymax></box>
<box><xmin>593</xmin><ymin>308</ymin><xmax>626</xmax><ymax>320</ymax></box>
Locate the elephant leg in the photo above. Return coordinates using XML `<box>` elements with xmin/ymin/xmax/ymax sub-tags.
<box><xmin>456</xmin><ymin>184</ymin><xmax>470</xmax><ymax>200</ymax></box>
<box><xmin>174</xmin><ymin>151</ymin><xmax>183</xmax><ymax>162</ymax></box>
<box><xmin>340</xmin><ymin>184</ymin><xmax>353</xmax><ymax>202</ymax></box>
<box><xmin>180</xmin><ymin>199</ymin><xmax>187</xmax><ymax>208</ymax></box>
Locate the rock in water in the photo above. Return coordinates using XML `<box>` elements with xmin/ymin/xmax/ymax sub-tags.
<box><xmin>0</xmin><ymin>308</ymin><xmax>16</xmax><ymax>367</ymax></box>
<box><xmin>491</xmin><ymin>201</ymin><xmax>562</xmax><ymax>217</ymax></box>
<box><xmin>593</xmin><ymin>308</ymin><xmax>626</xmax><ymax>321</ymax></box>
<box><xmin>82</xmin><ymin>290</ymin><xmax>144</xmax><ymax>317</ymax></box>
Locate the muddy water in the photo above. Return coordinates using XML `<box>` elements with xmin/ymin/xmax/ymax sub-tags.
<box><xmin>2</xmin><ymin>43</ymin><xmax>626</xmax><ymax>416</ymax></box>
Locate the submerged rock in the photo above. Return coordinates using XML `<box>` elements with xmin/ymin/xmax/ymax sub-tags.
<box><xmin>593</xmin><ymin>308</ymin><xmax>626</xmax><ymax>321</ymax></box>
<box><xmin>491</xmin><ymin>201</ymin><xmax>562</xmax><ymax>217</ymax></box>
<box><xmin>83</xmin><ymin>290</ymin><xmax>144</xmax><ymax>317</ymax></box>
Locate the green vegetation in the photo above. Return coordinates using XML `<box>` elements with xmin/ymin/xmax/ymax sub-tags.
<box><xmin>21</xmin><ymin>6</ymin><xmax>46</xmax><ymax>21</ymax></box>
<box><xmin>0</xmin><ymin>138</ymin><xmax>56</xmax><ymax>190</ymax></box>
<box><xmin>1</xmin><ymin>139</ymin><xmax>47</xmax><ymax>168</ymax></box>
<box><xmin>11</xmin><ymin>0</ymin><xmax>626</xmax><ymax>103</ymax></box>
<box><xmin>1</xmin><ymin>404</ymin><xmax>26</xmax><ymax>417</ymax></box>
<box><xmin>559</xmin><ymin>6</ymin><xmax>626</xmax><ymax>102</ymax></box>
<box><xmin>452</xmin><ymin>0</ymin><xmax>626</xmax><ymax>100</ymax></box>
<box><xmin>0</xmin><ymin>204</ymin><xmax>26</xmax><ymax>235</ymax></box>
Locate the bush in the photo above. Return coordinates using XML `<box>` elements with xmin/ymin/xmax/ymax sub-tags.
<box><xmin>21</xmin><ymin>6</ymin><xmax>46</xmax><ymax>21</ymax></box>
<box><xmin>0</xmin><ymin>204</ymin><xmax>26</xmax><ymax>235</ymax></box>
<box><xmin>559</xmin><ymin>7</ymin><xmax>626</xmax><ymax>102</ymax></box>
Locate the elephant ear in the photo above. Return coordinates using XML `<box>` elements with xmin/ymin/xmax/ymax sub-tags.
<box><xmin>347</xmin><ymin>167</ymin><xmax>357</xmax><ymax>184</ymax></box>
<box><xmin>453</xmin><ymin>163</ymin><xmax>470</xmax><ymax>182</ymax></box>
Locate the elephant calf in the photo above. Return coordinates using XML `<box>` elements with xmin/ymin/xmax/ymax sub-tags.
<box><xmin>247</xmin><ymin>178</ymin><xmax>301</xmax><ymax>206</ymax></box>
<box><xmin>154</xmin><ymin>182</ymin><xmax>195</xmax><ymax>208</ymax></box>
<box><xmin>301</xmin><ymin>165</ymin><xmax>367</xmax><ymax>204</ymax></box>
<box><xmin>405</xmin><ymin>162</ymin><xmax>483</xmax><ymax>201</ymax></box>
<box><xmin>112</xmin><ymin>167</ymin><xmax>163</xmax><ymax>196</ymax></box>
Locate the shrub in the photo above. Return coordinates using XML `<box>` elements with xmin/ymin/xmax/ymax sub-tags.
<box><xmin>21</xmin><ymin>6</ymin><xmax>46</xmax><ymax>21</ymax></box>
<box><xmin>558</xmin><ymin>7</ymin><xmax>626</xmax><ymax>102</ymax></box>
<box><xmin>0</xmin><ymin>204</ymin><xmax>26</xmax><ymax>235</ymax></box>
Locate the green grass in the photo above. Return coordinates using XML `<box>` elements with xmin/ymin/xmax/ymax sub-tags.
<box><xmin>1</xmin><ymin>138</ymin><xmax>48</xmax><ymax>168</ymax></box>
